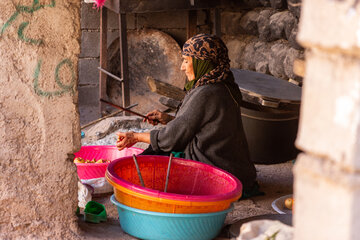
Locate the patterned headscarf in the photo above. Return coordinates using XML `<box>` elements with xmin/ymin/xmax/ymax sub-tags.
<box><xmin>182</xmin><ymin>33</ymin><xmax>234</xmax><ymax>89</ymax></box>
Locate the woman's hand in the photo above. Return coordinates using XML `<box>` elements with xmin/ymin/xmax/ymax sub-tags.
<box><xmin>116</xmin><ymin>131</ymin><xmax>151</xmax><ymax>151</ymax></box>
<box><xmin>116</xmin><ymin>131</ymin><xmax>138</xmax><ymax>151</ymax></box>
<box><xmin>144</xmin><ymin>110</ymin><xmax>175</xmax><ymax>125</ymax></box>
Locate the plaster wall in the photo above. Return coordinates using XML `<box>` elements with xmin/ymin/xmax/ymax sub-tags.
<box><xmin>294</xmin><ymin>154</ymin><xmax>360</xmax><ymax>240</ymax></box>
<box><xmin>298</xmin><ymin>0</ymin><xmax>360</xmax><ymax>55</ymax></box>
<box><xmin>0</xmin><ymin>1</ymin><xmax>81</xmax><ymax>239</ymax></box>
<box><xmin>296</xmin><ymin>50</ymin><xmax>360</xmax><ymax>168</ymax></box>
<box><xmin>294</xmin><ymin>0</ymin><xmax>360</xmax><ymax>239</ymax></box>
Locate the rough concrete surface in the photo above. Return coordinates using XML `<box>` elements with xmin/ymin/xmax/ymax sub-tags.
<box><xmin>294</xmin><ymin>154</ymin><xmax>360</xmax><ymax>240</ymax></box>
<box><xmin>296</xmin><ymin>50</ymin><xmax>360</xmax><ymax>169</ymax></box>
<box><xmin>0</xmin><ymin>1</ymin><xmax>81</xmax><ymax>239</ymax></box>
<box><xmin>293</xmin><ymin>1</ymin><xmax>360</xmax><ymax>239</ymax></box>
<box><xmin>298</xmin><ymin>0</ymin><xmax>360</xmax><ymax>53</ymax></box>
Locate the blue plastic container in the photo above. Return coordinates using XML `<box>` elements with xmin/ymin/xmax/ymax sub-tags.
<box><xmin>110</xmin><ymin>195</ymin><xmax>233</xmax><ymax>240</ymax></box>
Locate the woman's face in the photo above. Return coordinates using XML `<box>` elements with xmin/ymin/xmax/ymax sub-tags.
<box><xmin>181</xmin><ymin>55</ymin><xmax>195</xmax><ymax>81</ymax></box>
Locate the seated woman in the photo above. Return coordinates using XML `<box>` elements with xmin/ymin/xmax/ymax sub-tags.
<box><xmin>116</xmin><ymin>33</ymin><xmax>257</xmax><ymax>193</ymax></box>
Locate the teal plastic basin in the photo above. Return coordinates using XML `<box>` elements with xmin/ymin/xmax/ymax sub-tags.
<box><xmin>110</xmin><ymin>195</ymin><xmax>233</xmax><ymax>240</ymax></box>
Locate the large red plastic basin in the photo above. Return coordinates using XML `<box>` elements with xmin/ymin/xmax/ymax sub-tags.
<box><xmin>106</xmin><ymin>155</ymin><xmax>242</xmax><ymax>213</ymax></box>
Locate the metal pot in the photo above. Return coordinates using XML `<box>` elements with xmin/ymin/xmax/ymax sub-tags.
<box><xmin>232</xmin><ymin>69</ymin><xmax>302</xmax><ymax>164</ymax></box>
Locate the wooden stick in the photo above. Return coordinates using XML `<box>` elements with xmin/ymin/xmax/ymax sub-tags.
<box><xmin>81</xmin><ymin>110</ymin><xmax>123</xmax><ymax>130</ymax></box>
<box><xmin>100</xmin><ymin>99</ymin><xmax>148</xmax><ymax>119</ymax></box>
<box><xmin>132</xmin><ymin>154</ymin><xmax>145</xmax><ymax>187</ymax></box>
<box><xmin>80</xmin><ymin>103</ymin><xmax>138</xmax><ymax>129</ymax></box>
<box><xmin>101</xmin><ymin>99</ymin><xmax>159</xmax><ymax>124</ymax></box>
<box><xmin>164</xmin><ymin>153</ymin><xmax>173</xmax><ymax>193</ymax></box>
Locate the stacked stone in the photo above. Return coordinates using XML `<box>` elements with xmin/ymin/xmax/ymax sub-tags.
<box><xmin>222</xmin><ymin>0</ymin><xmax>303</xmax><ymax>83</ymax></box>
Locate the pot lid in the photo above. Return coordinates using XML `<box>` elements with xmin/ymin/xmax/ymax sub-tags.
<box><xmin>231</xmin><ymin>69</ymin><xmax>302</xmax><ymax>108</ymax></box>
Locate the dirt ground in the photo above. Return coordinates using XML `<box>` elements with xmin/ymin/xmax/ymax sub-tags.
<box><xmin>76</xmin><ymin>160</ymin><xmax>294</xmax><ymax>239</ymax></box>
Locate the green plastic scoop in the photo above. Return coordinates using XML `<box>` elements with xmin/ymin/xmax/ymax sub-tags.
<box><xmin>84</xmin><ymin>201</ymin><xmax>107</xmax><ymax>223</ymax></box>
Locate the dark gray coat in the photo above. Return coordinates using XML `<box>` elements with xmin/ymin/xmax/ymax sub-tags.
<box><xmin>150</xmin><ymin>82</ymin><xmax>256</xmax><ymax>189</ymax></box>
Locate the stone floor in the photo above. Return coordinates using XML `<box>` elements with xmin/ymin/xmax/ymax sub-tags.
<box><xmin>76</xmin><ymin>161</ymin><xmax>294</xmax><ymax>240</ymax></box>
<box><xmin>76</xmin><ymin>115</ymin><xmax>294</xmax><ymax>239</ymax></box>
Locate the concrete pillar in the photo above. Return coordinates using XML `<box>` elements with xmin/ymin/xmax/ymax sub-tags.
<box><xmin>294</xmin><ymin>0</ymin><xmax>360</xmax><ymax>239</ymax></box>
<box><xmin>0</xmin><ymin>1</ymin><xmax>81</xmax><ymax>239</ymax></box>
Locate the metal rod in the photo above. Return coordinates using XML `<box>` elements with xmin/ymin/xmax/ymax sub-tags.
<box><xmin>132</xmin><ymin>154</ymin><xmax>145</xmax><ymax>187</ymax></box>
<box><xmin>100</xmin><ymin>99</ymin><xmax>148</xmax><ymax>119</ymax></box>
<box><xmin>81</xmin><ymin>103</ymin><xmax>138</xmax><ymax>129</ymax></box>
<box><xmin>98</xmin><ymin>67</ymin><xmax>123</xmax><ymax>82</ymax></box>
<box><xmin>119</xmin><ymin>12</ymin><xmax>130</xmax><ymax>115</ymax></box>
<box><xmin>164</xmin><ymin>153</ymin><xmax>173</xmax><ymax>193</ymax></box>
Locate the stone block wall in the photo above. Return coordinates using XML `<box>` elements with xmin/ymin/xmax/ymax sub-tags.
<box><xmin>79</xmin><ymin>0</ymin><xmax>303</xmax><ymax>125</ymax></box>
<box><xmin>79</xmin><ymin>2</ymin><xmax>208</xmax><ymax>124</ymax></box>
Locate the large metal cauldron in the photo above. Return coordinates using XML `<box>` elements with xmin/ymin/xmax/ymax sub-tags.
<box><xmin>232</xmin><ymin>69</ymin><xmax>302</xmax><ymax>164</ymax></box>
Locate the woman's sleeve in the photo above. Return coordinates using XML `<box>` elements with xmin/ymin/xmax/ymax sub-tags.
<box><xmin>150</xmin><ymin>89</ymin><xmax>213</xmax><ymax>152</ymax></box>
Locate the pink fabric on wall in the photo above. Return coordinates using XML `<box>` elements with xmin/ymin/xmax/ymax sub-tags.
<box><xmin>94</xmin><ymin>0</ymin><xmax>106</xmax><ymax>9</ymax></box>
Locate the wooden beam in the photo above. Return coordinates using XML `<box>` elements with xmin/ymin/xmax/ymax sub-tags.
<box><xmin>187</xmin><ymin>10</ymin><xmax>197</xmax><ymax>39</ymax></box>
<box><xmin>146</xmin><ymin>76</ymin><xmax>185</xmax><ymax>101</ymax></box>
<box><xmin>104</xmin><ymin>0</ymin><xmax>227</xmax><ymax>13</ymax></box>
<box><xmin>99</xmin><ymin>7</ymin><xmax>108</xmax><ymax>116</ymax></box>
<box><xmin>119</xmin><ymin>13</ymin><xmax>130</xmax><ymax>116</ymax></box>
<box><xmin>212</xmin><ymin>8</ymin><xmax>221</xmax><ymax>37</ymax></box>
<box><xmin>103</xmin><ymin>0</ymin><xmax>248</xmax><ymax>14</ymax></box>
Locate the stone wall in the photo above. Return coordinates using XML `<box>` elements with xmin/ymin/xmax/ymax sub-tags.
<box><xmin>0</xmin><ymin>1</ymin><xmax>81</xmax><ymax>239</ymax></box>
<box><xmin>79</xmin><ymin>0</ymin><xmax>303</xmax><ymax>125</ymax></box>
<box><xmin>222</xmin><ymin>0</ymin><xmax>303</xmax><ymax>82</ymax></box>
<box><xmin>79</xmin><ymin>2</ymin><xmax>207</xmax><ymax>124</ymax></box>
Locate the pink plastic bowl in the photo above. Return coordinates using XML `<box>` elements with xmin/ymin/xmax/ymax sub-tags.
<box><xmin>74</xmin><ymin>146</ymin><xmax>143</xmax><ymax>180</ymax></box>
<box><xmin>106</xmin><ymin>155</ymin><xmax>242</xmax><ymax>203</ymax></box>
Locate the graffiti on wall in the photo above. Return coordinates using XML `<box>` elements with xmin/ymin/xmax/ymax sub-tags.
<box><xmin>0</xmin><ymin>0</ymin><xmax>76</xmax><ymax>97</ymax></box>
<box><xmin>1</xmin><ymin>0</ymin><xmax>55</xmax><ymax>45</ymax></box>
<box><xmin>33</xmin><ymin>59</ymin><xmax>75</xmax><ymax>97</ymax></box>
